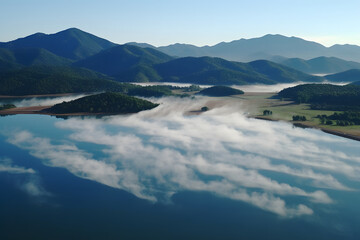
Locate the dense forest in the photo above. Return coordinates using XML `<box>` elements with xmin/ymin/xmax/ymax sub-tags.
<box><xmin>46</xmin><ymin>92</ymin><xmax>159</xmax><ymax>114</ymax></box>
<box><xmin>317</xmin><ymin>112</ymin><xmax>360</xmax><ymax>126</ymax></box>
<box><xmin>278</xmin><ymin>84</ymin><xmax>360</xmax><ymax>110</ymax></box>
<box><xmin>0</xmin><ymin>66</ymin><xmax>201</xmax><ymax>97</ymax></box>
<box><xmin>127</xmin><ymin>85</ymin><xmax>202</xmax><ymax>97</ymax></box>
<box><xmin>197</xmin><ymin>86</ymin><xmax>244</xmax><ymax>97</ymax></box>
<box><xmin>0</xmin><ymin>104</ymin><xmax>16</xmax><ymax>111</ymax></box>
<box><xmin>127</xmin><ymin>85</ymin><xmax>173</xmax><ymax>97</ymax></box>
<box><xmin>0</xmin><ymin>66</ymin><xmax>137</xmax><ymax>95</ymax></box>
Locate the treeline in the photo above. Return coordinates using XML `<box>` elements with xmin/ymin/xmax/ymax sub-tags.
<box><xmin>197</xmin><ymin>86</ymin><xmax>244</xmax><ymax>97</ymax></box>
<box><xmin>292</xmin><ymin>115</ymin><xmax>307</xmax><ymax>121</ymax></box>
<box><xmin>0</xmin><ymin>104</ymin><xmax>16</xmax><ymax>110</ymax></box>
<box><xmin>278</xmin><ymin>84</ymin><xmax>360</xmax><ymax>110</ymax></box>
<box><xmin>46</xmin><ymin>92</ymin><xmax>159</xmax><ymax>114</ymax></box>
<box><xmin>0</xmin><ymin>65</ymin><xmax>205</xmax><ymax>98</ymax></box>
<box><xmin>0</xmin><ymin>66</ymin><xmax>134</xmax><ymax>95</ymax></box>
<box><xmin>317</xmin><ymin>112</ymin><xmax>360</xmax><ymax>126</ymax></box>
<box><xmin>127</xmin><ymin>85</ymin><xmax>173</xmax><ymax>97</ymax></box>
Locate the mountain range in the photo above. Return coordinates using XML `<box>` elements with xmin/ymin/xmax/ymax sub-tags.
<box><xmin>1</xmin><ymin>28</ymin><xmax>360</xmax><ymax>91</ymax></box>
<box><xmin>128</xmin><ymin>34</ymin><xmax>360</xmax><ymax>63</ymax></box>
<box><xmin>74</xmin><ymin>46</ymin><xmax>321</xmax><ymax>85</ymax></box>
<box><xmin>274</xmin><ymin>56</ymin><xmax>360</xmax><ymax>74</ymax></box>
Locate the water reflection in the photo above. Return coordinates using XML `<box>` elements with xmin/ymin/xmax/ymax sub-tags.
<box><xmin>2</xmin><ymin>96</ymin><xmax>359</xmax><ymax>218</ymax></box>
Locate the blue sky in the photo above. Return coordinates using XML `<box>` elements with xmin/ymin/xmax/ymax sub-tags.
<box><xmin>1</xmin><ymin>0</ymin><xmax>359</xmax><ymax>47</ymax></box>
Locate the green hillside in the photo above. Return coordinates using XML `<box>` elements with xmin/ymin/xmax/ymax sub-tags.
<box><xmin>279</xmin><ymin>57</ymin><xmax>360</xmax><ymax>74</ymax></box>
<box><xmin>0</xmin><ymin>47</ymin><xmax>72</xmax><ymax>68</ymax></box>
<box><xmin>116</xmin><ymin>64</ymin><xmax>163</xmax><ymax>82</ymax></box>
<box><xmin>247</xmin><ymin>60</ymin><xmax>320</xmax><ymax>83</ymax></box>
<box><xmin>0</xmin><ymin>66</ymin><xmax>134</xmax><ymax>95</ymax></box>
<box><xmin>0</xmin><ymin>49</ymin><xmax>22</xmax><ymax>71</ymax></box>
<box><xmin>325</xmin><ymin>69</ymin><xmax>360</xmax><ymax>82</ymax></box>
<box><xmin>46</xmin><ymin>92</ymin><xmax>159</xmax><ymax>114</ymax></box>
<box><xmin>74</xmin><ymin>45</ymin><xmax>173</xmax><ymax>77</ymax></box>
<box><xmin>153</xmin><ymin>57</ymin><xmax>321</xmax><ymax>85</ymax></box>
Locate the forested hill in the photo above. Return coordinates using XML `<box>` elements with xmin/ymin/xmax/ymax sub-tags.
<box><xmin>197</xmin><ymin>86</ymin><xmax>244</xmax><ymax>96</ymax></box>
<box><xmin>278</xmin><ymin>84</ymin><xmax>360</xmax><ymax>110</ymax></box>
<box><xmin>46</xmin><ymin>92</ymin><xmax>159</xmax><ymax>114</ymax></box>
<box><xmin>74</xmin><ymin>44</ymin><xmax>173</xmax><ymax>77</ymax></box>
<box><xmin>151</xmin><ymin>57</ymin><xmax>321</xmax><ymax>85</ymax></box>
<box><xmin>0</xmin><ymin>66</ymin><xmax>134</xmax><ymax>95</ymax></box>
<box><xmin>0</xmin><ymin>47</ymin><xmax>72</xmax><ymax>71</ymax></box>
<box><xmin>276</xmin><ymin>56</ymin><xmax>360</xmax><ymax>74</ymax></box>
<box><xmin>324</xmin><ymin>69</ymin><xmax>360</xmax><ymax>82</ymax></box>
<box><xmin>72</xmin><ymin>43</ymin><xmax>322</xmax><ymax>85</ymax></box>
<box><xmin>0</xmin><ymin>28</ymin><xmax>116</xmax><ymax>60</ymax></box>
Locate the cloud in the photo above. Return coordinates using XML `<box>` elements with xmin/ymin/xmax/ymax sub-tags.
<box><xmin>0</xmin><ymin>157</ymin><xmax>50</xmax><ymax>198</ymax></box>
<box><xmin>6</xmin><ymin>96</ymin><xmax>360</xmax><ymax>217</ymax></box>
<box><xmin>20</xmin><ymin>175</ymin><xmax>51</xmax><ymax>198</ymax></box>
<box><xmin>0</xmin><ymin>157</ymin><xmax>35</xmax><ymax>174</ymax></box>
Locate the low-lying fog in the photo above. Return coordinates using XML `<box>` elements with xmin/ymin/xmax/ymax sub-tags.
<box><xmin>3</xmin><ymin>96</ymin><xmax>359</xmax><ymax>218</ymax></box>
<box><xmin>134</xmin><ymin>82</ymin><xmax>349</xmax><ymax>93</ymax></box>
<box><xmin>0</xmin><ymin>82</ymin><xmax>350</xmax><ymax>108</ymax></box>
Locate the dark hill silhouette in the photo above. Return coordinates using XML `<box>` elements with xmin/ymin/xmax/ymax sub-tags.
<box><xmin>277</xmin><ymin>56</ymin><xmax>360</xmax><ymax>74</ymax></box>
<box><xmin>325</xmin><ymin>69</ymin><xmax>360</xmax><ymax>82</ymax></box>
<box><xmin>74</xmin><ymin>44</ymin><xmax>173</xmax><ymax>77</ymax></box>
<box><xmin>0</xmin><ymin>28</ymin><xmax>116</xmax><ymax>60</ymax></box>
<box><xmin>152</xmin><ymin>57</ymin><xmax>321</xmax><ymax>85</ymax></box>
<box><xmin>0</xmin><ymin>47</ymin><xmax>72</xmax><ymax>69</ymax></box>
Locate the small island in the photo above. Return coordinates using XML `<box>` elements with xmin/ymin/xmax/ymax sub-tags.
<box><xmin>197</xmin><ymin>86</ymin><xmax>244</xmax><ymax>97</ymax></box>
<box><xmin>45</xmin><ymin>92</ymin><xmax>159</xmax><ymax>115</ymax></box>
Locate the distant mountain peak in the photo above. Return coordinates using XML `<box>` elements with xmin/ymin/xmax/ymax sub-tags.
<box><xmin>1</xmin><ymin>28</ymin><xmax>116</xmax><ymax>60</ymax></box>
<box><xmin>57</xmin><ymin>27</ymin><xmax>91</xmax><ymax>35</ymax></box>
<box><xmin>262</xmin><ymin>33</ymin><xmax>285</xmax><ymax>38</ymax></box>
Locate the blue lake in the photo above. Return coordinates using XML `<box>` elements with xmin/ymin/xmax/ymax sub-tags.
<box><xmin>0</xmin><ymin>97</ymin><xmax>360</xmax><ymax>239</ymax></box>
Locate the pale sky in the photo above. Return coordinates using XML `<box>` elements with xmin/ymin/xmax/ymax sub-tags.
<box><xmin>1</xmin><ymin>0</ymin><xmax>359</xmax><ymax>47</ymax></box>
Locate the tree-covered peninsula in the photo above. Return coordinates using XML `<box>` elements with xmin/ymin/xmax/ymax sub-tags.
<box><xmin>46</xmin><ymin>92</ymin><xmax>159</xmax><ymax>114</ymax></box>
<box><xmin>197</xmin><ymin>86</ymin><xmax>244</xmax><ymax>97</ymax></box>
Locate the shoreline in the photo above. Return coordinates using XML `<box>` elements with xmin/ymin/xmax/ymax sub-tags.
<box><xmin>0</xmin><ymin>106</ymin><xmax>111</xmax><ymax>117</ymax></box>
<box><xmin>1</xmin><ymin>92</ymin><xmax>360</xmax><ymax>142</ymax></box>
<box><xmin>254</xmin><ymin>116</ymin><xmax>360</xmax><ymax>142</ymax></box>
<box><xmin>2</xmin><ymin>105</ymin><xmax>360</xmax><ymax>142</ymax></box>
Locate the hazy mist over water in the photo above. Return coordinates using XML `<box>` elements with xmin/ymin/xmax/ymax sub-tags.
<box><xmin>1</xmin><ymin>96</ymin><xmax>360</xmax><ymax>239</ymax></box>
<box><xmin>0</xmin><ymin>83</ymin><xmax>350</xmax><ymax>110</ymax></box>
<box><xmin>133</xmin><ymin>82</ymin><xmax>349</xmax><ymax>93</ymax></box>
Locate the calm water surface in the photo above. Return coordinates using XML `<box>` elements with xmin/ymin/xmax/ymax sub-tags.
<box><xmin>0</xmin><ymin>96</ymin><xmax>359</xmax><ymax>239</ymax></box>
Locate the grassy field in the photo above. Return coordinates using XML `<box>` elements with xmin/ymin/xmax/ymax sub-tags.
<box><xmin>238</xmin><ymin>92</ymin><xmax>360</xmax><ymax>138</ymax></box>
